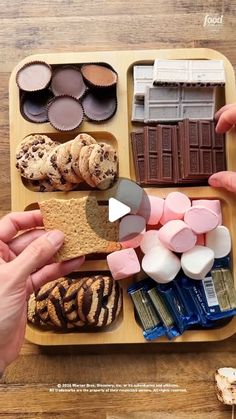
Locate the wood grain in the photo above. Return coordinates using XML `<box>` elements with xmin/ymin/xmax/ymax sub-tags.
<box><xmin>1</xmin><ymin>0</ymin><xmax>236</xmax><ymax>418</ymax></box>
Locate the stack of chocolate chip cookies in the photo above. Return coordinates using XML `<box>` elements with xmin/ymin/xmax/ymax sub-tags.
<box><xmin>16</xmin><ymin>133</ymin><xmax>118</xmax><ymax>191</ymax></box>
<box><xmin>28</xmin><ymin>275</ymin><xmax>122</xmax><ymax>330</ymax></box>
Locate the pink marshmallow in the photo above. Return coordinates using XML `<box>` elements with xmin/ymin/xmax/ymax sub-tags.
<box><xmin>119</xmin><ymin>215</ymin><xmax>146</xmax><ymax>249</ymax></box>
<box><xmin>138</xmin><ymin>194</ymin><xmax>164</xmax><ymax>225</ymax></box>
<box><xmin>160</xmin><ymin>192</ymin><xmax>191</xmax><ymax>225</ymax></box>
<box><xmin>192</xmin><ymin>199</ymin><xmax>222</xmax><ymax>225</ymax></box>
<box><xmin>196</xmin><ymin>234</ymin><xmax>205</xmax><ymax>246</ymax></box>
<box><xmin>158</xmin><ymin>220</ymin><xmax>197</xmax><ymax>253</ymax></box>
<box><xmin>107</xmin><ymin>248</ymin><xmax>141</xmax><ymax>280</ymax></box>
<box><xmin>184</xmin><ymin>206</ymin><xmax>219</xmax><ymax>234</ymax></box>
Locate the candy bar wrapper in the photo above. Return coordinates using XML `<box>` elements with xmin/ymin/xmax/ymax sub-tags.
<box><xmin>128</xmin><ymin>280</ymin><xmax>180</xmax><ymax>340</ymax></box>
<box><xmin>178</xmin><ymin>275</ymin><xmax>214</xmax><ymax>327</ymax></box>
<box><xmin>213</xmin><ymin>256</ymin><xmax>230</xmax><ymax>269</ymax></box>
<box><xmin>195</xmin><ymin>268</ymin><xmax>236</xmax><ymax>320</ymax></box>
<box><xmin>154</xmin><ymin>280</ymin><xmax>200</xmax><ymax>333</ymax></box>
<box><xmin>179</xmin><ymin>257</ymin><xmax>236</xmax><ymax>322</ymax></box>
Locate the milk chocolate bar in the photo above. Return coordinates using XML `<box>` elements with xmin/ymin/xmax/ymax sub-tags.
<box><xmin>180</xmin><ymin>120</ymin><xmax>226</xmax><ymax>180</ymax></box>
<box><xmin>131</xmin><ymin>131</ymin><xmax>146</xmax><ymax>183</ymax></box>
<box><xmin>157</xmin><ymin>125</ymin><xmax>178</xmax><ymax>184</ymax></box>
<box><xmin>144</xmin><ymin>86</ymin><xmax>216</xmax><ymax>122</ymax></box>
<box><xmin>144</xmin><ymin>125</ymin><xmax>178</xmax><ymax>184</ymax></box>
<box><xmin>133</xmin><ymin>65</ymin><xmax>154</xmax><ymax>99</ymax></box>
<box><xmin>144</xmin><ymin>126</ymin><xmax>158</xmax><ymax>183</ymax></box>
<box><xmin>153</xmin><ymin>59</ymin><xmax>225</xmax><ymax>86</ymax></box>
<box><xmin>131</xmin><ymin>119</ymin><xmax>226</xmax><ymax>186</ymax></box>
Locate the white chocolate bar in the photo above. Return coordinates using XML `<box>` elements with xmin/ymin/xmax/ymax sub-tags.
<box><xmin>153</xmin><ymin>59</ymin><xmax>225</xmax><ymax>85</ymax></box>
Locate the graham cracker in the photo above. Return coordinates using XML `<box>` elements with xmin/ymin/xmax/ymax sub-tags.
<box><xmin>39</xmin><ymin>197</ymin><xmax>121</xmax><ymax>261</ymax></box>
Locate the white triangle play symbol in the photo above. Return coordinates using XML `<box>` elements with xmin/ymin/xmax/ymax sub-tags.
<box><xmin>108</xmin><ymin>198</ymin><xmax>131</xmax><ymax>222</ymax></box>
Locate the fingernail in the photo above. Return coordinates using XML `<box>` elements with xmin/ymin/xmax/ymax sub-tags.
<box><xmin>46</xmin><ymin>230</ymin><xmax>64</xmax><ymax>248</ymax></box>
<box><xmin>209</xmin><ymin>177</ymin><xmax>220</xmax><ymax>187</ymax></box>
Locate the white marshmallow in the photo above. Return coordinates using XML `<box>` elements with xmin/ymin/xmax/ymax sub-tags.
<box><xmin>205</xmin><ymin>226</ymin><xmax>231</xmax><ymax>258</ymax></box>
<box><xmin>140</xmin><ymin>230</ymin><xmax>163</xmax><ymax>254</ymax></box>
<box><xmin>119</xmin><ymin>215</ymin><xmax>146</xmax><ymax>248</ymax></box>
<box><xmin>142</xmin><ymin>246</ymin><xmax>181</xmax><ymax>283</ymax></box>
<box><xmin>181</xmin><ymin>245</ymin><xmax>214</xmax><ymax>280</ymax></box>
<box><xmin>115</xmin><ymin>179</ymin><xmax>143</xmax><ymax>214</ymax></box>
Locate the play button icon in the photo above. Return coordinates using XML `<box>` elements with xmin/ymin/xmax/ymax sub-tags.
<box><xmin>108</xmin><ymin>198</ymin><xmax>131</xmax><ymax>222</ymax></box>
<box><xmin>85</xmin><ymin>177</ymin><xmax>151</xmax><ymax>242</ymax></box>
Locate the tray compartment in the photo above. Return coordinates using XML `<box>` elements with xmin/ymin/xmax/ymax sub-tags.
<box><xmin>18</xmin><ymin>131</ymin><xmax>118</xmax><ymax>192</ymax></box>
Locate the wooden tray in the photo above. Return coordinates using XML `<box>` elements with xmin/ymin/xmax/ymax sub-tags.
<box><xmin>9</xmin><ymin>48</ymin><xmax>236</xmax><ymax>345</ymax></box>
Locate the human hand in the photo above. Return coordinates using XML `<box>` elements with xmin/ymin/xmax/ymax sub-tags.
<box><xmin>0</xmin><ymin>210</ymin><xmax>84</xmax><ymax>374</ymax></box>
<box><xmin>214</xmin><ymin>103</ymin><xmax>236</xmax><ymax>134</ymax></box>
<box><xmin>209</xmin><ymin>104</ymin><xmax>236</xmax><ymax>192</ymax></box>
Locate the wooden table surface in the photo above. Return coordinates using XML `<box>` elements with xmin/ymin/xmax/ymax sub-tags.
<box><xmin>0</xmin><ymin>1</ymin><xmax>236</xmax><ymax>418</ymax></box>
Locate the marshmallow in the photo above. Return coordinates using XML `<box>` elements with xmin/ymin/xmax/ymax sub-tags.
<box><xmin>142</xmin><ymin>246</ymin><xmax>181</xmax><ymax>283</ymax></box>
<box><xmin>181</xmin><ymin>245</ymin><xmax>214</xmax><ymax>280</ymax></box>
<box><xmin>140</xmin><ymin>230</ymin><xmax>163</xmax><ymax>254</ymax></box>
<box><xmin>115</xmin><ymin>179</ymin><xmax>143</xmax><ymax>214</ymax></box>
<box><xmin>138</xmin><ymin>194</ymin><xmax>164</xmax><ymax>225</ymax></box>
<box><xmin>107</xmin><ymin>248</ymin><xmax>141</xmax><ymax>280</ymax></box>
<box><xmin>205</xmin><ymin>226</ymin><xmax>231</xmax><ymax>258</ymax></box>
<box><xmin>196</xmin><ymin>234</ymin><xmax>205</xmax><ymax>246</ymax></box>
<box><xmin>184</xmin><ymin>206</ymin><xmax>219</xmax><ymax>234</ymax></box>
<box><xmin>160</xmin><ymin>192</ymin><xmax>191</xmax><ymax>224</ymax></box>
<box><xmin>158</xmin><ymin>220</ymin><xmax>197</xmax><ymax>253</ymax></box>
<box><xmin>192</xmin><ymin>199</ymin><xmax>222</xmax><ymax>225</ymax></box>
<box><xmin>119</xmin><ymin>215</ymin><xmax>146</xmax><ymax>249</ymax></box>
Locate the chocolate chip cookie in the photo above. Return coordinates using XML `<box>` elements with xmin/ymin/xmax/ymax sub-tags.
<box><xmin>71</xmin><ymin>133</ymin><xmax>97</xmax><ymax>179</ymax></box>
<box><xmin>26</xmin><ymin>178</ymin><xmax>56</xmax><ymax>192</ymax></box>
<box><xmin>46</xmin><ymin>146</ymin><xmax>74</xmax><ymax>191</ymax></box>
<box><xmin>56</xmin><ymin>140</ymin><xmax>83</xmax><ymax>184</ymax></box>
<box><xmin>88</xmin><ymin>143</ymin><xmax>118</xmax><ymax>190</ymax></box>
<box><xmin>78</xmin><ymin>144</ymin><xmax>97</xmax><ymax>187</ymax></box>
<box><xmin>15</xmin><ymin>134</ymin><xmax>57</xmax><ymax>180</ymax></box>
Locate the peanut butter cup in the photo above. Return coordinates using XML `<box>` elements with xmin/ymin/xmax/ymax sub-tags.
<box><xmin>51</xmin><ymin>66</ymin><xmax>86</xmax><ymax>99</ymax></box>
<box><xmin>20</xmin><ymin>90</ymin><xmax>53</xmax><ymax>123</ymax></box>
<box><xmin>48</xmin><ymin>95</ymin><xmax>84</xmax><ymax>131</ymax></box>
<box><xmin>81</xmin><ymin>64</ymin><xmax>117</xmax><ymax>89</ymax></box>
<box><xmin>81</xmin><ymin>92</ymin><xmax>117</xmax><ymax>122</ymax></box>
<box><xmin>16</xmin><ymin>61</ymin><xmax>52</xmax><ymax>92</ymax></box>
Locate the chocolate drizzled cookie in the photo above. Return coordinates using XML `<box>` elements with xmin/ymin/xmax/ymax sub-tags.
<box><xmin>35</xmin><ymin>279</ymin><xmax>60</xmax><ymax>324</ymax></box>
<box><xmin>47</xmin><ymin>278</ymin><xmax>73</xmax><ymax>328</ymax></box>
<box><xmin>77</xmin><ymin>275</ymin><xmax>122</xmax><ymax>327</ymax></box>
<box><xmin>63</xmin><ymin>278</ymin><xmax>88</xmax><ymax>326</ymax></box>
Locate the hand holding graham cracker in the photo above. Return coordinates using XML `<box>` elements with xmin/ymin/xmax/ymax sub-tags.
<box><xmin>39</xmin><ymin>197</ymin><xmax>121</xmax><ymax>261</ymax></box>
